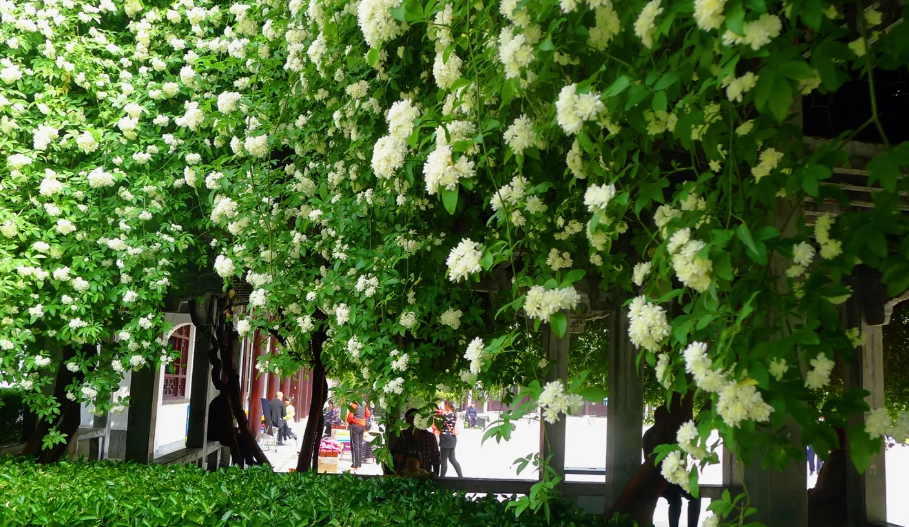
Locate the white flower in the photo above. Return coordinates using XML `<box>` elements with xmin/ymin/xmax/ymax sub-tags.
<box><xmin>7</xmin><ymin>154</ymin><xmax>32</xmax><ymax>170</ymax></box>
<box><xmin>237</xmin><ymin>319</ymin><xmax>251</xmax><ymax>335</ymax></box>
<box><xmin>370</xmin><ymin>135</ymin><xmax>407</xmax><ymax>179</ymax></box>
<box><xmin>805</xmin><ymin>353</ymin><xmax>834</xmax><ymax>390</ymax></box>
<box><xmin>423</xmin><ymin>144</ymin><xmax>476</xmax><ymax>195</ymax></box>
<box><xmin>81</xmin><ymin>385</ymin><xmax>98</xmax><ymax>401</ymax></box>
<box><xmin>249</xmin><ymin>288</ymin><xmax>268</xmax><ymax>307</ymax></box>
<box><xmin>446</xmin><ymin>239</ymin><xmax>484</xmax><ymax>282</ymax></box>
<box><xmin>217</xmin><ymin>91</ymin><xmax>242</xmax><ymax>114</ymax></box>
<box><xmin>633</xmin><ymin>262</ymin><xmax>652</xmax><ymax>286</ymax></box>
<box><xmin>399</xmin><ymin>311</ymin><xmax>417</xmax><ymax>329</ymax></box>
<box><xmin>660</xmin><ymin>450</ymin><xmax>690</xmax><ymax>491</ymax></box>
<box><xmin>72</xmin><ymin>277</ymin><xmax>90</xmax><ymax>292</ymax></box>
<box><xmin>627</xmin><ymin>296</ymin><xmax>671</xmax><ymax>352</ymax></box>
<box><xmin>391</xmin><ymin>352</ymin><xmax>410</xmax><ymax>372</ymax></box>
<box><xmin>39</xmin><ymin>175</ymin><xmax>63</xmax><ymax>196</ymax></box>
<box><xmin>383</xmin><ymin>377</ymin><xmax>405</xmax><ymax>394</ymax></box>
<box><xmin>432</xmin><ymin>52</ymin><xmax>462</xmax><ymax>90</ymax></box>
<box><xmin>335</xmin><ymin>303</ymin><xmax>350</xmax><ymax>325</ymax></box>
<box><xmin>524</xmin><ymin>285</ymin><xmax>580</xmax><ymax>320</ymax></box>
<box><xmin>33</xmin><ymin>124</ymin><xmax>59</xmax><ymax>150</ymax></box>
<box><xmin>655</xmin><ymin>353</ymin><xmax>673</xmax><ymax>388</ymax></box>
<box><xmin>129</xmin><ymin>354</ymin><xmax>146</xmax><ymax>370</ymax></box>
<box><xmin>702</xmin><ymin>515</ymin><xmax>720</xmax><ymax>527</ymax></box>
<box><xmin>111</xmin><ymin>359</ymin><xmax>125</xmax><ymax>374</ymax></box>
<box><xmin>56</xmin><ymin>219</ymin><xmax>76</xmax><ymax>235</ymax></box>
<box><xmin>357</xmin><ymin>0</ymin><xmax>407</xmax><ymax>47</ymax></box>
<box><xmin>123</xmin><ymin>290</ymin><xmax>138</xmax><ymax>303</ymax></box>
<box><xmin>503</xmin><ymin>115</ymin><xmax>538</xmax><ymax>155</ymax></box>
<box><xmin>297</xmin><ymin>315</ymin><xmax>315</xmax><ymax>332</ymax></box>
<box><xmin>0</xmin><ymin>339</ymin><xmax>14</xmax><ymax>350</ymax></box>
<box><xmin>440</xmin><ymin>308</ymin><xmax>462</xmax><ymax>330</ymax></box>
<box><xmin>584</xmin><ymin>183</ymin><xmax>616</xmax><ymax>212</ymax></box>
<box><xmin>556</xmin><ymin>84</ymin><xmax>604</xmax><ymax>135</ymax></box>
<box><xmin>694</xmin><ymin>0</ymin><xmax>727</xmax><ymax>30</ymax></box>
<box><xmin>34</xmin><ymin>355</ymin><xmax>51</xmax><ymax>367</ymax></box>
<box><xmin>87</xmin><ymin>167</ymin><xmax>115</xmax><ymax>188</ymax></box>
<box><xmin>387</xmin><ymin>99</ymin><xmax>420</xmax><ymax>140</ymax></box>
<box><xmin>634</xmin><ymin>0</ymin><xmax>663</xmax><ymax>49</ymax></box>
<box><xmin>66</xmin><ymin>362</ymin><xmax>80</xmax><ymax>373</ymax></box>
<box><xmin>717</xmin><ymin>380</ymin><xmax>774</xmax><ymax>428</ymax></box>
<box><xmin>0</xmin><ymin>62</ymin><xmax>22</xmax><ymax>83</ymax></box>
<box><xmin>464</xmin><ymin>337</ymin><xmax>487</xmax><ymax>374</ymax></box>
<box><xmin>769</xmin><ymin>358</ymin><xmax>788</xmax><ymax>381</ymax></box>
<box><xmin>214</xmin><ymin>255</ymin><xmax>235</xmax><ymax>277</ymax></box>
<box><xmin>244</xmin><ymin>135</ymin><xmax>269</xmax><ymax>157</ymax></box>
<box><xmin>865</xmin><ymin>408</ymin><xmax>891</xmax><ymax>439</ymax></box>
<box><xmin>793</xmin><ymin>242</ymin><xmax>815</xmax><ymax>267</ymax></box>
<box><xmin>672</xmin><ymin>239</ymin><xmax>713</xmax><ymax>292</ymax></box>
<box><xmin>723</xmin><ymin>14</ymin><xmax>782</xmax><ymax>50</ymax></box>
<box><xmin>1</xmin><ymin>221</ymin><xmax>18</xmax><ymax>238</ymax></box>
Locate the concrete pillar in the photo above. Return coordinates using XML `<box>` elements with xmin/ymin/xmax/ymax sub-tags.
<box><xmin>124</xmin><ymin>365</ymin><xmax>159</xmax><ymax>463</ymax></box>
<box><xmin>605</xmin><ymin>298</ymin><xmax>644</xmax><ymax>508</ymax></box>
<box><xmin>541</xmin><ymin>322</ymin><xmax>570</xmax><ymax>480</ymax></box>
<box><xmin>186</xmin><ymin>324</ymin><xmax>213</xmax><ymax>451</ymax></box>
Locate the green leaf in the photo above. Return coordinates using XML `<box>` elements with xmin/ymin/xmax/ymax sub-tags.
<box><xmin>604</xmin><ymin>76</ymin><xmax>631</xmax><ymax>98</ymax></box>
<box><xmin>736</xmin><ymin>223</ymin><xmax>759</xmax><ymax>255</ymax></box>
<box><xmin>867</xmin><ymin>153</ymin><xmax>900</xmax><ymax>194</ymax></box>
<box><xmin>768</xmin><ymin>75</ymin><xmax>794</xmax><ymax>122</ymax></box>
<box><xmin>652</xmin><ymin>91</ymin><xmax>668</xmax><ymax>112</ymax></box>
<box><xmin>689</xmin><ymin>469</ymin><xmax>700</xmax><ymax>499</ymax></box>
<box><xmin>441</xmin><ymin>187</ymin><xmax>458</xmax><ymax>215</ymax></box>
<box><xmin>714</xmin><ymin>252</ymin><xmax>733</xmax><ymax>281</ymax></box>
<box><xmin>550</xmin><ymin>312</ymin><xmax>568</xmax><ymax>339</ymax></box>
<box><xmin>726</xmin><ymin>1</ymin><xmax>746</xmax><ymax>35</ymax></box>
<box><xmin>577</xmin><ymin>131</ymin><xmax>596</xmax><ymax>154</ymax></box>
<box><xmin>754</xmin><ymin>69</ymin><xmax>776</xmax><ymax>112</ymax></box>
<box><xmin>366</xmin><ymin>47</ymin><xmax>380</xmax><ymax>66</ymax></box>
<box><xmin>579</xmin><ymin>386</ymin><xmax>609</xmax><ymax>401</ymax></box>
<box><xmin>562</xmin><ymin>269</ymin><xmax>586</xmax><ymax>286</ymax></box>
<box><xmin>778</xmin><ymin>60</ymin><xmax>816</xmax><ymax>80</ymax></box>
<box><xmin>654</xmin><ymin>72</ymin><xmax>680</xmax><ymax>91</ymax></box>
<box><xmin>847</xmin><ymin>425</ymin><xmax>879</xmax><ymax>474</ymax></box>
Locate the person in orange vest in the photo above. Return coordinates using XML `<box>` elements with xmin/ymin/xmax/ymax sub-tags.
<box><xmin>347</xmin><ymin>399</ymin><xmax>371</xmax><ymax>472</ymax></box>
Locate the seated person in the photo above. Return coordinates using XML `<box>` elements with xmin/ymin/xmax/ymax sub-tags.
<box><xmin>399</xmin><ymin>450</ymin><xmax>432</xmax><ymax>478</ymax></box>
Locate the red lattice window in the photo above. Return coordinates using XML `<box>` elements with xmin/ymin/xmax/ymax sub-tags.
<box><xmin>163</xmin><ymin>325</ymin><xmax>192</xmax><ymax>399</ymax></box>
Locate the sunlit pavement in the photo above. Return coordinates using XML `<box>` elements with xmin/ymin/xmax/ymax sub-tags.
<box><xmin>265</xmin><ymin>417</ymin><xmax>909</xmax><ymax>526</ymax></box>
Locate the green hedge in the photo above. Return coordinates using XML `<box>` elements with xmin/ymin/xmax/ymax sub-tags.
<box><xmin>0</xmin><ymin>458</ymin><xmax>629</xmax><ymax>527</ymax></box>
<box><xmin>0</xmin><ymin>388</ymin><xmax>27</xmax><ymax>445</ymax></box>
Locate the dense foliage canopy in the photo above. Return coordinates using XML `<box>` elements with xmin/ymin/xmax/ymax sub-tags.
<box><xmin>2</xmin><ymin>0</ymin><xmax>909</xmax><ymax>519</ymax></box>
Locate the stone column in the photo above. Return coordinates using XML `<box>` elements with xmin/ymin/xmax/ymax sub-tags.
<box><xmin>605</xmin><ymin>297</ymin><xmax>644</xmax><ymax>508</ymax></box>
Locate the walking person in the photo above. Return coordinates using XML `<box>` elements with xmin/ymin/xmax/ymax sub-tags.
<box><xmin>323</xmin><ymin>400</ymin><xmax>338</xmax><ymax>439</ymax></box>
<box><xmin>268</xmin><ymin>391</ymin><xmax>287</xmax><ymax>446</ymax></box>
<box><xmin>466</xmin><ymin>402</ymin><xmax>478</xmax><ymax>429</ymax></box>
<box><xmin>347</xmin><ymin>399</ymin><xmax>371</xmax><ymax>472</ymax></box>
<box><xmin>387</xmin><ymin>408</ymin><xmax>441</xmax><ymax>476</ymax></box>
<box><xmin>437</xmin><ymin>401</ymin><xmax>463</xmax><ymax>478</ymax></box>
<box><xmin>284</xmin><ymin>396</ymin><xmax>299</xmax><ymax>441</ymax></box>
<box><xmin>807</xmin><ymin>445</ymin><xmax>817</xmax><ymax>475</ymax></box>
<box><xmin>643</xmin><ymin>406</ymin><xmax>700</xmax><ymax>527</ymax></box>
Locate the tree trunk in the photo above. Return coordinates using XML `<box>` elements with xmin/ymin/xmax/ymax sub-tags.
<box><xmin>297</xmin><ymin>330</ymin><xmax>327</xmax><ymax>472</ymax></box>
<box><xmin>216</xmin><ymin>315</ymin><xmax>270</xmax><ymax>466</ymax></box>
<box><xmin>608</xmin><ymin>392</ymin><xmax>695</xmax><ymax>525</ymax></box>
<box><xmin>22</xmin><ymin>344</ymin><xmax>88</xmax><ymax>463</ymax></box>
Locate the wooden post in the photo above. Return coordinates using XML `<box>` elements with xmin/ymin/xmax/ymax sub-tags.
<box><xmin>186</xmin><ymin>323</ymin><xmax>213</xmax><ymax>451</ymax></box>
<box><xmin>541</xmin><ymin>322</ymin><xmax>570</xmax><ymax>481</ymax></box>
<box><xmin>605</xmin><ymin>297</ymin><xmax>644</xmax><ymax>508</ymax></box>
<box><xmin>842</xmin><ymin>267</ymin><xmax>891</xmax><ymax>526</ymax></box>
<box><xmin>248</xmin><ymin>331</ymin><xmax>268</xmax><ymax>438</ymax></box>
<box><xmin>743</xmin><ymin>197</ymin><xmax>807</xmax><ymax>527</ymax></box>
<box><xmin>124</xmin><ymin>364</ymin><xmax>159</xmax><ymax>463</ymax></box>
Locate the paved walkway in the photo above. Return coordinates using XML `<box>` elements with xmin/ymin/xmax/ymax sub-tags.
<box><xmin>258</xmin><ymin>416</ymin><xmax>909</xmax><ymax>527</ymax></box>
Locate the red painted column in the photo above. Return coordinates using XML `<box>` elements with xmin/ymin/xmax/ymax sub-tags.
<box><xmin>295</xmin><ymin>369</ymin><xmax>305</xmax><ymax>422</ymax></box>
<box><xmin>281</xmin><ymin>377</ymin><xmax>292</xmax><ymax>400</ymax></box>
<box><xmin>301</xmin><ymin>369</ymin><xmax>313</xmax><ymax>419</ymax></box>
<box><xmin>248</xmin><ymin>331</ymin><xmax>268</xmax><ymax>438</ymax></box>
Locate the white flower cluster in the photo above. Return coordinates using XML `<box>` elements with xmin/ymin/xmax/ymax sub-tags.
<box><xmin>355</xmin><ymin>274</ymin><xmax>379</xmax><ymax>297</ymax></box>
<box><xmin>383</xmin><ymin>376</ymin><xmax>405</xmax><ymax>394</ymax></box>
<box><xmin>634</xmin><ymin>0</ymin><xmax>664</xmax><ymax>49</ymax></box>
<box><xmin>750</xmin><ymin>147</ymin><xmax>783</xmax><ymax>182</ymax></box>
<box><xmin>358</xmin><ymin>0</ymin><xmax>407</xmax><ymax>47</ymax></box>
<box><xmin>423</xmin><ymin>142</ymin><xmax>476</xmax><ymax>196</ymax></box>
<box><xmin>546</xmin><ymin>248</ymin><xmax>573</xmax><ymax>272</ymax></box>
<box><xmin>722</xmin><ymin>72</ymin><xmax>758</xmax><ymax>103</ymax></box>
<box><xmin>633</xmin><ymin>262</ymin><xmax>652</xmax><ymax>287</ymax></box>
<box><xmin>814</xmin><ymin>213</ymin><xmax>843</xmax><ymax>260</ymax></box>
<box><xmin>446</xmin><ymin>238</ymin><xmax>484</xmax><ymax>282</ymax></box>
<box><xmin>787</xmin><ymin>241</ymin><xmax>816</xmax><ymax>277</ymax></box>
<box><xmin>627</xmin><ymin>296</ymin><xmax>671</xmax><ymax>352</ymax></box>
<box><xmin>503</xmin><ymin>115</ymin><xmax>538</xmax><ymax>155</ymax></box>
<box><xmin>805</xmin><ymin>353</ymin><xmax>834</xmax><ymax>390</ymax></box>
<box><xmin>371</xmin><ymin>99</ymin><xmax>419</xmax><ymax>179</ymax></box>
<box><xmin>865</xmin><ymin>408</ymin><xmax>909</xmax><ymax>444</ymax></box>
<box><xmin>717</xmin><ymin>381</ymin><xmax>774</xmax><ymax>428</ymax></box>
<box><xmin>335</xmin><ymin>303</ymin><xmax>350</xmax><ymax>325</ymax></box>
<box><xmin>556</xmin><ymin>84</ymin><xmax>604</xmax><ymax>135</ymax></box>
<box><xmin>660</xmin><ymin>450</ymin><xmax>690</xmax><ymax>491</ymax></box>
<box><xmin>524</xmin><ymin>285</ymin><xmax>580</xmax><ymax>320</ymax></box>
<box><xmin>683</xmin><ymin>341</ymin><xmax>726</xmax><ymax>393</ymax></box>
<box><xmin>498</xmin><ymin>26</ymin><xmax>536</xmax><ymax>79</ymax></box>
<box><xmin>399</xmin><ymin>311</ymin><xmax>417</xmax><ymax>329</ymax></box>
<box><xmin>297</xmin><ymin>315</ymin><xmax>315</xmax><ymax>332</ymax></box>
<box><xmin>432</xmin><ymin>51</ymin><xmax>462</xmax><ymax>89</ymax></box>
<box><xmin>769</xmin><ymin>358</ymin><xmax>788</xmax><ymax>381</ymax></box>
<box><xmin>693</xmin><ymin>0</ymin><xmax>727</xmax><ymax>30</ymax></box>
<box><xmin>584</xmin><ymin>183</ymin><xmax>616</xmax><ymax>213</ymax></box>
<box><xmin>537</xmin><ymin>380</ymin><xmax>584</xmax><ymax>424</ymax></box>
<box><xmin>237</xmin><ymin>319</ymin><xmax>251</xmax><ymax>335</ymax></box>
<box><xmin>347</xmin><ymin>335</ymin><xmax>363</xmax><ymax>358</ymax></box>
<box><xmin>677</xmin><ymin>420</ymin><xmax>707</xmax><ymax>460</ymax></box>
<box><xmin>464</xmin><ymin>337</ymin><xmax>487</xmax><ymax>375</ymax></box>
<box><xmin>668</xmin><ymin>228</ymin><xmax>713</xmax><ymax>292</ymax></box>
<box><xmin>214</xmin><ymin>255</ymin><xmax>235</xmax><ymax>277</ymax></box>
<box><xmin>722</xmin><ymin>14</ymin><xmax>782</xmax><ymax>50</ymax></box>
<box><xmin>440</xmin><ymin>307</ymin><xmax>462</xmax><ymax>330</ymax></box>
<box><xmin>655</xmin><ymin>353</ymin><xmax>673</xmax><ymax>388</ymax></box>
<box><xmin>490</xmin><ymin>175</ymin><xmax>527</xmax><ymax>212</ymax></box>
<box><xmin>391</xmin><ymin>352</ymin><xmax>409</xmax><ymax>372</ymax></box>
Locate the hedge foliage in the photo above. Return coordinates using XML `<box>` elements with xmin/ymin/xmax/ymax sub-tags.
<box><xmin>0</xmin><ymin>458</ymin><xmax>624</xmax><ymax>527</ymax></box>
<box><xmin>0</xmin><ymin>388</ymin><xmax>26</xmax><ymax>445</ymax></box>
